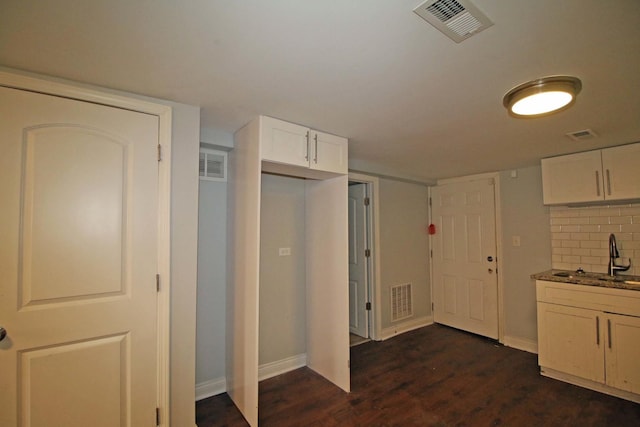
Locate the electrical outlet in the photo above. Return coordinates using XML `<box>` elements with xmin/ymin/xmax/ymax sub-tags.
<box><xmin>278</xmin><ymin>247</ymin><xmax>291</xmax><ymax>256</ymax></box>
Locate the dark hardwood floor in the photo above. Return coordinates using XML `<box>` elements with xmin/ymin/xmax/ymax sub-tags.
<box><xmin>196</xmin><ymin>324</ymin><xmax>640</xmax><ymax>426</ymax></box>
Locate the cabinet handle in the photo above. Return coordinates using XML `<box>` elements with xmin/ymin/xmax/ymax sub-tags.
<box><xmin>305</xmin><ymin>132</ymin><xmax>310</xmax><ymax>161</ymax></box>
<box><xmin>607</xmin><ymin>318</ymin><xmax>612</xmax><ymax>349</ymax></box>
<box><xmin>596</xmin><ymin>316</ymin><xmax>600</xmax><ymax>346</ymax></box>
<box><xmin>595</xmin><ymin>170</ymin><xmax>601</xmax><ymax>196</ymax></box>
<box><xmin>606</xmin><ymin>169</ymin><xmax>612</xmax><ymax>195</ymax></box>
<box><xmin>314</xmin><ymin>134</ymin><xmax>318</xmax><ymax>164</ymax></box>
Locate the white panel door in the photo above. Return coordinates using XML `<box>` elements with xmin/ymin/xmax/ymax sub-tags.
<box><xmin>0</xmin><ymin>87</ymin><xmax>159</xmax><ymax>426</ymax></box>
<box><xmin>431</xmin><ymin>179</ymin><xmax>498</xmax><ymax>339</ymax></box>
<box><xmin>348</xmin><ymin>184</ymin><xmax>369</xmax><ymax>338</ymax></box>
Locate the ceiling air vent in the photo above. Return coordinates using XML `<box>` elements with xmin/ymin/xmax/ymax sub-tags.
<box><xmin>413</xmin><ymin>0</ymin><xmax>494</xmax><ymax>43</ymax></box>
<box><xmin>566</xmin><ymin>129</ymin><xmax>598</xmax><ymax>141</ymax></box>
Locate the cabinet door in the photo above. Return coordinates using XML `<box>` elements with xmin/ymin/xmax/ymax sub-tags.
<box><xmin>601</xmin><ymin>143</ymin><xmax>640</xmax><ymax>201</ymax></box>
<box><xmin>537</xmin><ymin>302</ymin><xmax>605</xmax><ymax>383</ymax></box>
<box><xmin>260</xmin><ymin>116</ymin><xmax>310</xmax><ymax>167</ymax></box>
<box><xmin>541</xmin><ymin>150</ymin><xmax>603</xmax><ymax>204</ymax></box>
<box><xmin>605</xmin><ymin>313</ymin><xmax>640</xmax><ymax>394</ymax></box>
<box><xmin>309</xmin><ymin>130</ymin><xmax>348</xmax><ymax>174</ymax></box>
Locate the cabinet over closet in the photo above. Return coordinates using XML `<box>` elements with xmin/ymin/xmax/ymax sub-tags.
<box><xmin>227</xmin><ymin>115</ymin><xmax>350</xmax><ymax>426</ymax></box>
<box><xmin>259</xmin><ymin>115</ymin><xmax>348</xmax><ymax>178</ymax></box>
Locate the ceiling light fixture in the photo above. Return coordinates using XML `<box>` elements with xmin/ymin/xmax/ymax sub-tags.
<box><xmin>503</xmin><ymin>76</ymin><xmax>582</xmax><ymax>118</ymax></box>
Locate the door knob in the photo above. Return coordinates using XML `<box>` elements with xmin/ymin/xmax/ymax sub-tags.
<box><xmin>487</xmin><ymin>256</ymin><xmax>493</xmax><ymax>262</ymax></box>
<box><xmin>488</xmin><ymin>268</ymin><xmax>494</xmax><ymax>274</ymax></box>
<box><xmin>0</xmin><ymin>327</ymin><xmax>6</xmax><ymax>342</ymax></box>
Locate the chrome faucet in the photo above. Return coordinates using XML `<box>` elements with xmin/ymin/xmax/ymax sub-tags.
<box><xmin>608</xmin><ymin>233</ymin><xmax>631</xmax><ymax>276</ymax></box>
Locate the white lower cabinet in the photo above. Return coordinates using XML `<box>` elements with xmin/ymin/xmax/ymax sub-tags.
<box><xmin>536</xmin><ymin>280</ymin><xmax>640</xmax><ymax>402</ymax></box>
<box><xmin>606</xmin><ymin>313</ymin><xmax>640</xmax><ymax>394</ymax></box>
<box><xmin>537</xmin><ymin>303</ymin><xmax>605</xmax><ymax>383</ymax></box>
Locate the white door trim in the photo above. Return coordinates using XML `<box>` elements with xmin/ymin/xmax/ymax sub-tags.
<box><xmin>433</xmin><ymin>171</ymin><xmax>504</xmax><ymax>343</ymax></box>
<box><xmin>0</xmin><ymin>68</ymin><xmax>172</xmax><ymax>423</ymax></box>
<box><xmin>348</xmin><ymin>172</ymin><xmax>381</xmax><ymax>341</ymax></box>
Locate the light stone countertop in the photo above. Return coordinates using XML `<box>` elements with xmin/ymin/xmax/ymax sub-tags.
<box><xmin>531</xmin><ymin>269</ymin><xmax>640</xmax><ymax>292</ymax></box>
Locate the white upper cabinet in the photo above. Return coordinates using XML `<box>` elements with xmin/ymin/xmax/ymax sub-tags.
<box><xmin>601</xmin><ymin>143</ymin><xmax>640</xmax><ymax>201</ymax></box>
<box><xmin>259</xmin><ymin>116</ymin><xmax>348</xmax><ymax>176</ymax></box>
<box><xmin>260</xmin><ymin>116</ymin><xmax>310</xmax><ymax>168</ymax></box>
<box><xmin>541</xmin><ymin>143</ymin><xmax>640</xmax><ymax>205</ymax></box>
<box><xmin>309</xmin><ymin>130</ymin><xmax>348</xmax><ymax>174</ymax></box>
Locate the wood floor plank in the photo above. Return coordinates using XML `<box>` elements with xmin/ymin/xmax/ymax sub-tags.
<box><xmin>196</xmin><ymin>324</ymin><xmax>640</xmax><ymax>426</ymax></box>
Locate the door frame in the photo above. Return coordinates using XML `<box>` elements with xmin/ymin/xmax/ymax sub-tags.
<box><xmin>0</xmin><ymin>68</ymin><xmax>172</xmax><ymax>421</ymax></box>
<box><xmin>348</xmin><ymin>173</ymin><xmax>381</xmax><ymax>340</ymax></box>
<box><xmin>429</xmin><ymin>172</ymin><xmax>505</xmax><ymax>343</ymax></box>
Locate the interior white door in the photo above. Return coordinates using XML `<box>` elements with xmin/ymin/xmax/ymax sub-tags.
<box><xmin>431</xmin><ymin>179</ymin><xmax>498</xmax><ymax>339</ymax></box>
<box><xmin>348</xmin><ymin>184</ymin><xmax>369</xmax><ymax>338</ymax></box>
<box><xmin>0</xmin><ymin>86</ymin><xmax>159</xmax><ymax>426</ymax></box>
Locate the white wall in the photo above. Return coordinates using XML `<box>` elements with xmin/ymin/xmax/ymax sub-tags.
<box><xmin>259</xmin><ymin>174</ymin><xmax>307</xmax><ymax>365</ymax></box>
<box><xmin>499</xmin><ymin>166</ymin><xmax>551</xmax><ymax>349</ymax></box>
<box><xmin>196</xmin><ymin>180</ymin><xmax>227</xmax><ymax>385</ymax></box>
<box><xmin>195</xmin><ymin>131</ymin><xmax>233</xmax><ymax>399</ymax></box>
<box><xmin>378</xmin><ymin>178</ymin><xmax>431</xmax><ymax>337</ymax></box>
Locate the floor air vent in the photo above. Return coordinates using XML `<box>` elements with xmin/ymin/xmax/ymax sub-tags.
<box><xmin>391</xmin><ymin>283</ymin><xmax>413</xmax><ymax>321</ymax></box>
<box><xmin>413</xmin><ymin>0</ymin><xmax>494</xmax><ymax>43</ymax></box>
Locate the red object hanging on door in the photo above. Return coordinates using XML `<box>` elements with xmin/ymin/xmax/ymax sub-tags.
<box><xmin>428</xmin><ymin>223</ymin><xmax>436</xmax><ymax>235</ymax></box>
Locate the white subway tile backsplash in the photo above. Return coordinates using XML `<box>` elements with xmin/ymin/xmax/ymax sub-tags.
<box><xmin>610</xmin><ymin>216</ymin><xmax>632</xmax><ymax>225</ymax></box>
<box><xmin>580</xmin><ymin>240</ymin><xmax>601</xmax><ymax>249</ymax></box>
<box><xmin>549</xmin><ymin>204</ymin><xmax>640</xmax><ymax>275</ymax></box>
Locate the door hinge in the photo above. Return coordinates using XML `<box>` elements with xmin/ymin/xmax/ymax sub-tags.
<box><xmin>429</xmin><ymin>197</ymin><xmax>432</xmax><ymax>207</ymax></box>
<box><xmin>156</xmin><ymin>407</ymin><xmax>161</xmax><ymax>426</ymax></box>
<box><xmin>364</xmin><ymin>197</ymin><xmax>370</xmax><ymax>206</ymax></box>
<box><xmin>156</xmin><ymin>274</ymin><xmax>160</xmax><ymax>292</ymax></box>
<box><xmin>366</xmin><ymin>302</ymin><xmax>372</xmax><ymax>311</ymax></box>
<box><xmin>432</xmin><ymin>302</ymin><xmax>434</xmax><ymax>311</ymax></box>
<box><xmin>365</xmin><ymin>249</ymin><xmax>371</xmax><ymax>257</ymax></box>
<box><xmin>430</xmin><ymin>249</ymin><xmax>433</xmax><ymax>258</ymax></box>
<box><xmin>157</xmin><ymin>144</ymin><xmax>162</xmax><ymax>162</ymax></box>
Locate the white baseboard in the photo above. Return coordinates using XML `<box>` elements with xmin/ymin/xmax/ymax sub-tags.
<box><xmin>503</xmin><ymin>335</ymin><xmax>538</xmax><ymax>354</ymax></box>
<box><xmin>258</xmin><ymin>353</ymin><xmax>307</xmax><ymax>381</ymax></box>
<box><xmin>195</xmin><ymin>377</ymin><xmax>227</xmax><ymax>401</ymax></box>
<box><xmin>379</xmin><ymin>316</ymin><xmax>433</xmax><ymax>341</ymax></box>
<box><xmin>195</xmin><ymin>353</ymin><xmax>308</xmax><ymax>402</ymax></box>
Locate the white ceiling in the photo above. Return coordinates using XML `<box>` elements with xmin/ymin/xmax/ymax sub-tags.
<box><xmin>1</xmin><ymin>0</ymin><xmax>639</xmax><ymax>182</ymax></box>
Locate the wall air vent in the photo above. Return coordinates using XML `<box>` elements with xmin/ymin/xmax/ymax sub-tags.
<box><xmin>566</xmin><ymin>129</ymin><xmax>598</xmax><ymax>141</ymax></box>
<box><xmin>199</xmin><ymin>147</ymin><xmax>227</xmax><ymax>182</ymax></box>
<box><xmin>413</xmin><ymin>0</ymin><xmax>494</xmax><ymax>43</ymax></box>
<box><xmin>391</xmin><ymin>283</ymin><xmax>413</xmax><ymax>321</ymax></box>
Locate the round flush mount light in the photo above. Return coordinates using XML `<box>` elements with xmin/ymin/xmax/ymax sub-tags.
<box><xmin>503</xmin><ymin>76</ymin><xmax>582</xmax><ymax>118</ymax></box>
